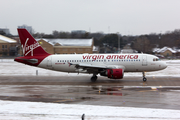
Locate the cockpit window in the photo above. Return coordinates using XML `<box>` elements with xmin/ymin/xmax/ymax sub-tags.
<box><xmin>153</xmin><ymin>58</ymin><xmax>160</xmax><ymax>61</ymax></box>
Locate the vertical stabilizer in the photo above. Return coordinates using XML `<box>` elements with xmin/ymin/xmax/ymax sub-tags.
<box><xmin>18</xmin><ymin>29</ymin><xmax>50</xmax><ymax>56</ymax></box>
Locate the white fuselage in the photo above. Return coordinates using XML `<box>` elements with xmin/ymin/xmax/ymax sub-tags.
<box><xmin>38</xmin><ymin>53</ymin><xmax>167</xmax><ymax>73</ymax></box>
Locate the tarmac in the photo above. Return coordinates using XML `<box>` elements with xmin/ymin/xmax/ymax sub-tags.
<box><xmin>0</xmin><ymin>76</ymin><xmax>180</xmax><ymax>110</ymax></box>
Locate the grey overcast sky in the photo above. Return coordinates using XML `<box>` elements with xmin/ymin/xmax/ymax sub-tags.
<box><xmin>1</xmin><ymin>0</ymin><xmax>180</xmax><ymax>35</ymax></box>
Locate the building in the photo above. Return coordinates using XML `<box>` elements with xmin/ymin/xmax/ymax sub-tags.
<box><xmin>121</xmin><ymin>43</ymin><xmax>137</xmax><ymax>53</ymax></box>
<box><xmin>71</xmin><ymin>30</ymin><xmax>86</xmax><ymax>34</ymax></box>
<box><xmin>93</xmin><ymin>46</ymin><xmax>99</xmax><ymax>53</ymax></box>
<box><xmin>35</xmin><ymin>38</ymin><xmax>94</xmax><ymax>54</ymax></box>
<box><xmin>177</xmin><ymin>50</ymin><xmax>180</xmax><ymax>57</ymax></box>
<box><xmin>0</xmin><ymin>28</ymin><xmax>11</xmax><ymax>35</ymax></box>
<box><xmin>153</xmin><ymin>46</ymin><xmax>177</xmax><ymax>58</ymax></box>
<box><xmin>0</xmin><ymin>35</ymin><xmax>17</xmax><ymax>56</ymax></box>
<box><xmin>18</xmin><ymin>25</ymin><xmax>34</xmax><ymax>34</ymax></box>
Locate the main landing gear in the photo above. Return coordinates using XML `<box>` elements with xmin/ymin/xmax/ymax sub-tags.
<box><xmin>91</xmin><ymin>74</ymin><xmax>98</xmax><ymax>82</ymax></box>
<box><xmin>142</xmin><ymin>72</ymin><xmax>147</xmax><ymax>82</ymax></box>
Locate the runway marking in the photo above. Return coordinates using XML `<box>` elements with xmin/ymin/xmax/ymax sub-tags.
<box><xmin>139</xmin><ymin>90</ymin><xmax>158</xmax><ymax>92</ymax></box>
<box><xmin>53</xmin><ymin>99</ymin><xmax>73</xmax><ymax>103</ymax></box>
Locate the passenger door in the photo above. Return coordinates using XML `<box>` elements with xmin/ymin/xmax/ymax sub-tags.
<box><xmin>47</xmin><ymin>56</ymin><xmax>52</xmax><ymax>67</ymax></box>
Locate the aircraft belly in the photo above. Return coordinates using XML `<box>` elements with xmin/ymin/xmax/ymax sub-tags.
<box><xmin>53</xmin><ymin>64</ymin><xmax>76</xmax><ymax>72</ymax></box>
<box><xmin>124</xmin><ymin>65</ymin><xmax>135</xmax><ymax>72</ymax></box>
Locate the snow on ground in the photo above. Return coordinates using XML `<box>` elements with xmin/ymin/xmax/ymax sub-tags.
<box><xmin>0</xmin><ymin>59</ymin><xmax>180</xmax><ymax>119</ymax></box>
<box><xmin>0</xmin><ymin>100</ymin><xmax>180</xmax><ymax>120</ymax></box>
<box><xmin>0</xmin><ymin>59</ymin><xmax>179</xmax><ymax>77</ymax></box>
<box><xmin>0</xmin><ymin>59</ymin><xmax>89</xmax><ymax>76</ymax></box>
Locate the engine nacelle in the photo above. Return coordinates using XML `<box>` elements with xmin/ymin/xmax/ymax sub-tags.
<box><xmin>100</xmin><ymin>69</ymin><xmax>124</xmax><ymax>79</ymax></box>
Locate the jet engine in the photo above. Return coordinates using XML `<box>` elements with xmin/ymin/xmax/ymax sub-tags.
<box><xmin>100</xmin><ymin>69</ymin><xmax>124</xmax><ymax>79</ymax></box>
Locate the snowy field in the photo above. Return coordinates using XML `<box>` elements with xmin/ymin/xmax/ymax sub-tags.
<box><xmin>0</xmin><ymin>59</ymin><xmax>180</xmax><ymax>77</ymax></box>
<box><xmin>1</xmin><ymin>100</ymin><xmax>180</xmax><ymax>120</ymax></box>
<box><xmin>0</xmin><ymin>59</ymin><xmax>180</xmax><ymax>119</ymax></box>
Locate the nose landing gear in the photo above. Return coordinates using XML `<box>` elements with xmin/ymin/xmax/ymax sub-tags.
<box><xmin>142</xmin><ymin>72</ymin><xmax>147</xmax><ymax>82</ymax></box>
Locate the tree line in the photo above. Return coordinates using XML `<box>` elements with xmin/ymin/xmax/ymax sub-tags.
<box><xmin>32</xmin><ymin>29</ymin><xmax>180</xmax><ymax>53</ymax></box>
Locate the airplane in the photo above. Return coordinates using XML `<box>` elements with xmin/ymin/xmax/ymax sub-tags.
<box><xmin>14</xmin><ymin>29</ymin><xmax>167</xmax><ymax>82</ymax></box>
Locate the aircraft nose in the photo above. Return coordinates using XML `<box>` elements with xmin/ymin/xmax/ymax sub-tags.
<box><xmin>162</xmin><ymin>61</ymin><xmax>167</xmax><ymax>69</ymax></box>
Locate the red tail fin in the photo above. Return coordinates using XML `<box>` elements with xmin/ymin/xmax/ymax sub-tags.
<box><xmin>18</xmin><ymin>28</ymin><xmax>50</xmax><ymax>56</ymax></box>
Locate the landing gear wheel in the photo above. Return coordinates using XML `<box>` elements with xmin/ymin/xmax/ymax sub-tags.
<box><xmin>143</xmin><ymin>77</ymin><xmax>147</xmax><ymax>82</ymax></box>
<box><xmin>91</xmin><ymin>76</ymin><xmax>97</xmax><ymax>82</ymax></box>
<box><xmin>142</xmin><ymin>72</ymin><xmax>147</xmax><ymax>82</ymax></box>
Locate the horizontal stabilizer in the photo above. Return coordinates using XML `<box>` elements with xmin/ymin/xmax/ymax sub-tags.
<box><xmin>16</xmin><ymin>58</ymin><xmax>38</xmax><ymax>64</ymax></box>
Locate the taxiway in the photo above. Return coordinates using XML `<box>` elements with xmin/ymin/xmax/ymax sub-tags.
<box><xmin>0</xmin><ymin>76</ymin><xmax>180</xmax><ymax>110</ymax></box>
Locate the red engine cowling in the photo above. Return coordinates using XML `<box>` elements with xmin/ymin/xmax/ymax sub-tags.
<box><xmin>107</xmin><ymin>69</ymin><xmax>124</xmax><ymax>79</ymax></box>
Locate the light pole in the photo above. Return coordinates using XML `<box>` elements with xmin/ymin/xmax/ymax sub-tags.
<box><xmin>117</xmin><ymin>32</ymin><xmax>120</xmax><ymax>53</ymax></box>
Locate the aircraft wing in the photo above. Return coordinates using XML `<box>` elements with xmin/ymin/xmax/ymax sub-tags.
<box><xmin>75</xmin><ymin>63</ymin><xmax>125</xmax><ymax>70</ymax></box>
